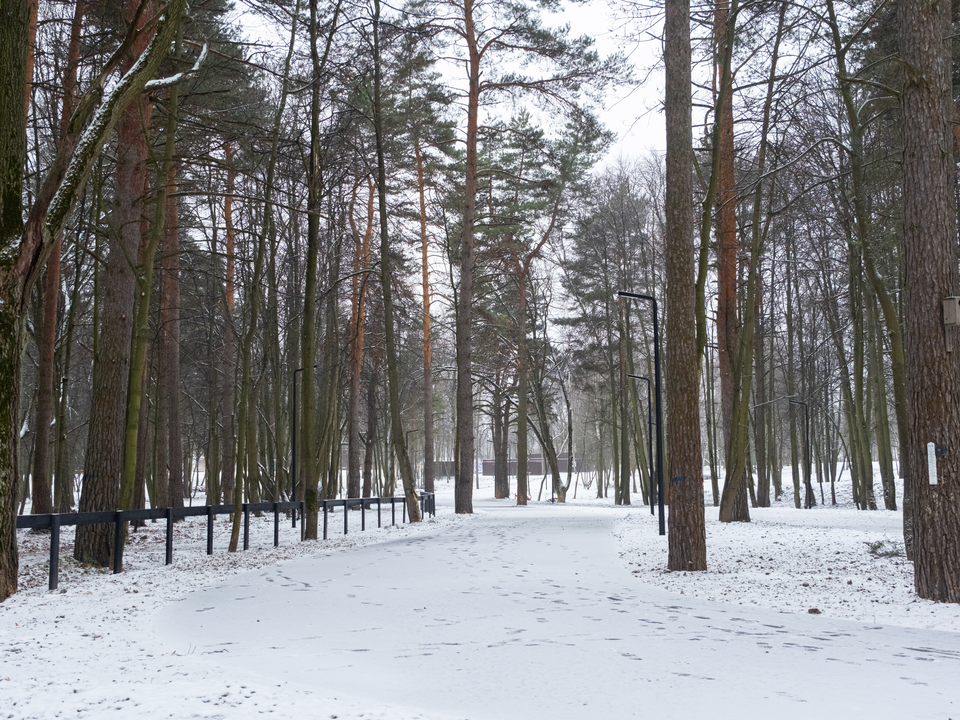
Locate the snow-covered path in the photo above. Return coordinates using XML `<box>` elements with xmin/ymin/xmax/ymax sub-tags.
<box><xmin>159</xmin><ymin>499</ymin><xmax>959</xmax><ymax>719</ymax></box>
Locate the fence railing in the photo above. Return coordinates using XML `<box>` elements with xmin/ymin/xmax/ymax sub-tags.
<box><xmin>17</xmin><ymin>492</ymin><xmax>436</xmax><ymax>591</ymax></box>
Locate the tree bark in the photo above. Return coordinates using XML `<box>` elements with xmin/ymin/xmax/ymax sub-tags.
<box><xmin>900</xmin><ymin>0</ymin><xmax>960</xmax><ymax>602</ymax></box>
<box><xmin>347</xmin><ymin>180</ymin><xmax>374</xmax><ymax>500</ymax></box>
<box><xmin>714</xmin><ymin>0</ymin><xmax>738</xmax><ymax>456</ymax></box>
<box><xmin>373</xmin><ymin>0</ymin><xmax>420</xmax><ymax>521</ymax></box>
<box><xmin>159</xmin><ymin>161</ymin><xmax>183</xmax><ymax>506</ymax></box>
<box><xmin>665</xmin><ymin>0</ymin><xmax>707</xmax><ymax>571</ymax></box>
<box><xmin>75</xmin><ymin>0</ymin><xmax>156</xmax><ymax>566</ymax></box>
<box><xmin>219</xmin><ymin>143</ymin><xmax>237</xmax><ymax>506</ymax></box>
<box><xmin>454</xmin><ymin>0</ymin><xmax>480</xmax><ymax>514</ymax></box>
<box><xmin>415</xmin><ymin>141</ymin><xmax>436</xmax><ymax>494</ymax></box>
<box><xmin>0</xmin><ymin>0</ymin><xmax>30</xmax><ymax>601</ymax></box>
<box><xmin>33</xmin><ymin>0</ymin><xmax>86</xmax><ymax>518</ymax></box>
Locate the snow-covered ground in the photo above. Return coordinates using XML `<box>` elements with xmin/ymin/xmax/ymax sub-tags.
<box><xmin>2</xmin><ymin>469</ymin><xmax>959</xmax><ymax>718</ymax></box>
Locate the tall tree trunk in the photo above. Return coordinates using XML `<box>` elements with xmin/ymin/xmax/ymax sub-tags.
<box><xmin>373</xmin><ymin>0</ymin><xmax>420</xmax><ymax>521</ymax></box>
<box><xmin>220</xmin><ymin>144</ymin><xmax>237</xmax><ymax>506</ymax></box>
<box><xmin>362</xmin><ymin>361</ymin><xmax>379</xmax><ymax>497</ymax></box>
<box><xmin>618</xmin><ymin>302</ymin><xmax>631</xmax><ymax>505</ymax></box>
<box><xmin>516</xmin><ymin>262</ymin><xmax>529</xmax><ymax>506</ymax></box>
<box><xmin>347</xmin><ymin>180</ymin><xmax>373</xmax><ymax>500</ymax></box>
<box><xmin>302</xmin><ymin>0</ymin><xmax>323</xmax><ymax>533</ymax></box>
<box><xmin>415</xmin><ymin>141</ymin><xmax>435</xmax><ymax>495</ymax></box>
<box><xmin>493</xmin><ymin>383</ymin><xmax>510</xmax><ymax>498</ymax></box>
<box><xmin>454</xmin><ymin>0</ymin><xmax>480</xmax><ymax>515</ymax></box>
<box><xmin>75</xmin><ymin>0</ymin><xmax>156</xmax><ymax>566</ymax></box>
<box><xmin>900</xmin><ymin>0</ymin><xmax>960</xmax><ymax>602</ymax></box>
<box><xmin>0</xmin><ymin>0</ymin><xmax>30</xmax><ymax>600</ymax></box>
<box><xmin>869</xmin><ymin>289</ymin><xmax>897</xmax><ymax>510</ymax></box>
<box><xmin>55</xmin><ymin>234</ymin><xmax>84</xmax><ymax>512</ymax></box>
<box><xmin>785</xmin><ymin>232</ymin><xmax>802</xmax><ymax>509</ymax></box>
<box><xmin>119</xmin><ymin>67</ymin><xmax>179</xmax><ymax>516</ymax></box>
<box><xmin>35</xmin><ymin>0</ymin><xmax>86</xmax><ymax>518</ymax></box>
<box><xmin>704</xmin><ymin>343</ymin><xmax>719</xmax><ymax>505</ymax></box>
<box><xmin>850</xmin><ymin>259</ymin><xmax>875</xmax><ymax>509</ymax></box>
<box><xmin>714</xmin><ymin>0</ymin><xmax>738</xmax><ymax>456</ymax></box>
<box><xmin>665</xmin><ymin>0</ymin><xmax>706</xmax><ymax>570</ymax></box>
<box><xmin>31</xmin><ymin>260</ymin><xmax>56</xmax><ymax>515</ymax></box>
<box><xmin>160</xmin><ymin>161</ymin><xmax>183</xmax><ymax>506</ymax></box>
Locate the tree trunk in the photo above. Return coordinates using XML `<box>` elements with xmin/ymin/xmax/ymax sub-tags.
<box><xmin>347</xmin><ymin>180</ymin><xmax>374</xmax><ymax>500</ymax></box>
<box><xmin>0</xmin><ymin>0</ymin><xmax>29</xmax><ymax>600</ymax></box>
<box><xmin>55</xmin><ymin>236</ymin><xmax>83</xmax><ymax>512</ymax></box>
<box><xmin>664</xmin><ymin>0</ymin><xmax>706</xmax><ymax>570</ymax></box>
<box><xmin>415</xmin><ymin>141</ymin><xmax>435</xmax><ymax>494</ymax></box>
<box><xmin>516</xmin><ymin>263</ymin><xmax>529</xmax><ymax>506</ymax></box>
<box><xmin>618</xmin><ymin>302</ymin><xmax>631</xmax><ymax>505</ymax></box>
<box><xmin>220</xmin><ymin>144</ymin><xmax>237</xmax><ymax>506</ymax></box>
<box><xmin>899</xmin><ymin>0</ymin><xmax>960</xmax><ymax>602</ymax></box>
<box><xmin>493</xmin><ymin>384</ymin><xmax>510</xmax><ymax>499</ymax></box>
<box><xmin>35</xmin><ymin>0</ymin><xmax>86</xmax><ymax>518</ymax></box>
<box><xmin>302</xmin><ymin>0</ymin><xmax>323</xmax><ymax>535</ymax></box>
<box><xmin>75</xmin><ymin>0</ymin><xmax>156</xmax><ymax>566</ymax></box>
<box><xmin>453</xmin><ymin>0</ymin><xmax>480</xmax><ymax>515</ymax></box>
<box><xmin>160</xmin><ymin>161</ymin><xmax>183</xmax><ymax>507</ymax></box>
<box><xmin>363</xmin><ymin>362</ymin><xmax>379</xmax><ymax>497</ymax></box>
<box><xmin>373</xmin><ymin>0</ymin><xmax>420</xmax><ymax>522</ymax></box>
<box><xmin>714</xmin><ymin>0</ymin><xmax>738</xmax><ymax>456</ymax></box>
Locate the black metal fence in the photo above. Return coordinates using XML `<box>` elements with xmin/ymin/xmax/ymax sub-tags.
<box><xmin>17</xmin><ymin>493</ymin><xmax>436</xmax><ymax>591</ymax></box>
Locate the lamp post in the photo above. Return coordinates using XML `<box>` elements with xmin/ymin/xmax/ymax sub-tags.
<box><xmin>789</xmin><ymin>399</ymin><xmax>815</xmax><ymax>508</ymax></box>
<box><xmin>618</xmin><ymin>291</ymin><xmax>664</xmax><ymax>536</ymax></box>
<box><xmin>628</xmin><ymin>374</ymin><xmax>655</xmax><ymax>516</ymax></box>
<box><xmin>292</xmin><ymin>365</ymin><xmax>317</xmax><ymax>526</ymax></box>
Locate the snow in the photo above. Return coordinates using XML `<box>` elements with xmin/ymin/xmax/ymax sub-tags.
<box><xmin>2</xmin><ymin>471</ymin><xmax>959</xmax><ymax>719</ymax></box>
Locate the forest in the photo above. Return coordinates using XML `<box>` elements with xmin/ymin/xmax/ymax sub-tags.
<box><xmin>1</xmin><ymin>0</ymin><xmax>959</xmax><ymax>604</ymax></box>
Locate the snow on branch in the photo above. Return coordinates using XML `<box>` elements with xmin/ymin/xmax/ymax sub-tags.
<box><xmin>43</xmin><ymin>0</ymin><xmax>188</xmax><ymax>250</ymax></box>
<box><xmin>144</xmin><ymin>43</ymin><xmax>209</xmax><ymax>91</ymax></box>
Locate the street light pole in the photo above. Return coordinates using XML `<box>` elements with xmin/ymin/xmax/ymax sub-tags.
<box><xmin>292</xmin><ymin>365</ymin><xmax>317</xmax><ymax>526</ymax></box>
<box><xmin>789</xmin><ymin>399</ymin><xmax>814</xmax><ymax>508</ymax></box>
<box><xmin>628</xmin><ymin>374</ymin><xmax>655</xmax><ymax>516</ymax></box>
<box><xmin>619</xmin><ymin>291</ymin><xmax>665</xmax><ymax>536</ymax></box>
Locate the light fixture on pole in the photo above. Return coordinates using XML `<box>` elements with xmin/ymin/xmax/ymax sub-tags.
<box><xmin>618</xmin><ymin>291</ymin><xmax>664</xmax><ymax>536</ymax></box>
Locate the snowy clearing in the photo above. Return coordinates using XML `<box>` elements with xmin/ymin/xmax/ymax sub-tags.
<box><xmin>2</xmin><ymin>471</ymin><xmax>959</xmax><ymax>718</ymax></box>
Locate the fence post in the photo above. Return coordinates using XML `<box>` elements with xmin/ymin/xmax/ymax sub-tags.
<box><xmin>206</xmin><ymin>505</ymin><xmax>214</xmax><ymax>555</ymax></box>
<box><xmin>273</xmin><ymin>502</ymin><xmax>280</xmax><ymax>547</ymax></box>
<box><xmin>165</xmin><ymin>508</ymin><xmax>173</xmax><ymax>565</ymax></box>
<box><xmin>377</xmin><ymin>498</ymin><xmax>381</xmax><ymax>528</ymax></box>
<box><xmin>391</xmin><ymin>497</ymin><xmax>396</xmax><ymax>526</ymax></box>
<box><xmin>300</xmin><ymin>501</ymin><xmax>305</xmax><ymax>540</ymax></box>
<box><xmin>49</xmin><ymin>515</ymin><xmax>60</xmax><ymax>591</ymax></box>
<box><xmin>243</xmin><ymin>503</ymin><xmax>250</xmax><ymax>551</ymax></box>
<box><xmin>113</xmin><ymin>511</ymin><xmax>124</xmax><ymax>574</ymax></box>
<box><xmin>362</xmin><ymin>500</ymin><xmax>366</xmax><ymax>531</ymax></box>
<box><xmin>403</xmin><ymin>499</ymin><xmax>407</xmax><ymax>523</ymax></box>
<box><xmin>323</xmin><ymin>500</ymin><xmax>328</xmax><ymax>540</ymax></box>
<box><xmin>343</xmin><ymin>501</ymin><xmax>348</xmax><ymax>535</ymax></box>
